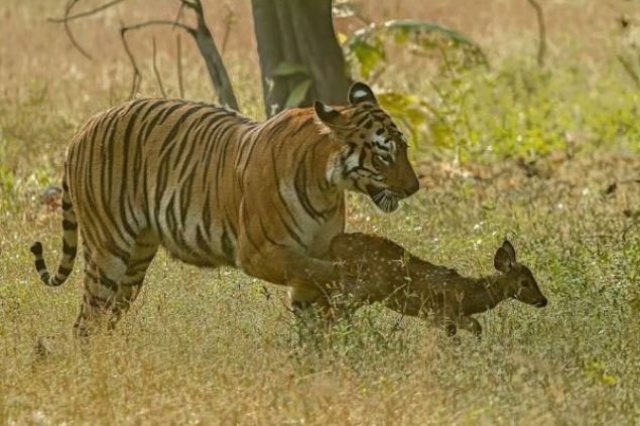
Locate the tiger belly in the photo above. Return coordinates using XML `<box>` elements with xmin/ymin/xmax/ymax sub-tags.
<box><xmin>151</xmin><ymin>197</ymin><xmax>238</xmax><ymax>269</ymax></box>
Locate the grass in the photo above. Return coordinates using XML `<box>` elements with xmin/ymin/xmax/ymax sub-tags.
<box><xmin>2</xmin><ymin>0</ymin><xmax>640</xmax><ymax>424</ymax></box>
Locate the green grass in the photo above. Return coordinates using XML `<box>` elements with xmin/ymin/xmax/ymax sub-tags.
<box><xmin>3</xmin><ymin>149</ymin><xmax>640</xmax><ymax>424</ymax></box>
<box><xmin>2</xmin><ymin>0</ymin><xmax>640</xmax><ymax>423</ymax></box>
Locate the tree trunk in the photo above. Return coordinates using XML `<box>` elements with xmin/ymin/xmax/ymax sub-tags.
<box><xmin>251</xmin><ymin>0</ymin><xmax>350</xmax><ymax>116</ymax></box>
<box><xmin>190</xmin><ymin>1</ymin><xmax>239</xmax><ymax>111</ymax></box>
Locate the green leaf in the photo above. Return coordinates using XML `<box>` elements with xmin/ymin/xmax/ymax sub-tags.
<box><xmin>382</xmin><ymin>19</ymin><xmax>477</xmax><ymax>46</ymax></box>
<box><xmin>272</xmin><ymin>62</ymin><xmax>310</xmax><ymax>77</ymax></box>
<box><xmin>285</xmin><ymin>79</ymin><xmax>312</xmax><ymax>109</ymax></box>
<box><xmin>351</xmin><ymin>39</ymin><xmax>385</xmax><ymax>79</ymax></box>
<box><xmin>344</xmin><ymin>19</ymin><xmax>488</xmax><ymax>79</ymax></box>
<box><xmin>377</xmin><ymin>92</ymin><xmax>434</xmax><ymax>150</ymax></box>
<box><xmin>336</xmin><ymin>31</ymin><xmax>348</xmax><ymax>46</ymax></box>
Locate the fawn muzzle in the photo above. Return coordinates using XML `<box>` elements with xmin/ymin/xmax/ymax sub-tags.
<box><xmin>534</xmin><ymin>298</ymin><xmax>548</xmax><ymax>308</ymax></box>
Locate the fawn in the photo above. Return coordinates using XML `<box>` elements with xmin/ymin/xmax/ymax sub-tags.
<box><xmin>328</xmin><ymin>233</ymin><xmax>547</xmax><ymax>336</ymax></box>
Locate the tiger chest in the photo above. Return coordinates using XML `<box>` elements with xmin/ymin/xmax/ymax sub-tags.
<box><xmin>276</xmin><ymin>183</ymin><xmax>345</xmax><ymax>258</ymax></box>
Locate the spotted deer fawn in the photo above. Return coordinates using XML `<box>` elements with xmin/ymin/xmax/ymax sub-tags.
<box><xmin>329</xmin><ymin>233</ymin><xmax>547</xmax><ymax>336</ymax></box>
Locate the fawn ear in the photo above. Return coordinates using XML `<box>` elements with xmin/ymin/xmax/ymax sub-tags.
<box><xmin>494</xmin><ymin>246</ymin><xmax>513</xmax><ymax>273</ymax></box>
<box><xmin>501</xmin><ymin>240</ymin><xmax>516</xmax><ymax>263</ymax></box>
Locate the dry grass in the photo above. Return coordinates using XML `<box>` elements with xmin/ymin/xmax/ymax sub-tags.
<box><xmin>2</xmin><ymin>0</ymin><xmax>640</xmax><ymax>424</ymax></box>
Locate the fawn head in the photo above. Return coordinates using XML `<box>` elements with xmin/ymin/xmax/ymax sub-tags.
<box><xmin>494</xmin><ymin>240</ymin><xmax>547</xmax><ymax>308</ymax></box>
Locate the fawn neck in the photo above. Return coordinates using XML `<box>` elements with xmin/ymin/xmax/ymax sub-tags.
<box><xmin>460</xmin><ymin>276</ymin><xmax>513</xmax><ymax>315</ymax></box>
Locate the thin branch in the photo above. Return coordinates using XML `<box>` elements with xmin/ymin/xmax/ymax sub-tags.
<box><xmin>180</xmin><ymin>0</ymin><xmax>200</xmax><ymax>12</ymax></box>
<box><xmin>122</xmin><ymin>20</ymin><xmax>195</xmax><ymax>37</ymax></box>
<box><xmin>184</xmin><ymin>0</ymin><xmax>239</xmax><ymax>109</ymax></box>
<box><xmin>176</xmin><ymin>34</ymin><xmax>185</xmax><ymax>98</ymax></box>
<box><xmin>353</xmin><ymin>11</ymin><xmax>372</xmax><ymax>25</ymax></box>
<box><xmin>152</xmin><ymin>37</ymin><xmax>167</xmax><ymax>98</ymax></box>
<box><xmin>60</xmin><ymin>0</ymin><xmax>93</xmax><ymax>60</ymax></box>
<box><xmin>618</xmin><ymin>54</ymin><xmax>640</xmax><ymax>88</ymax></box>
<box><xmin>120</xmin><ymin>20</ymin><xmax>196</xmax><ymax>99</ymax></box>
<box><xmin>48</xmin><ymin>0</ymin><xmax>126</xmax><ymax>23</ymax></box>
<box><xmin>51</xmin><ymin>0</ymin><xmax>237</xmax><ymax>107</ymax></box>
<box><xmin>526</xmin><ymin>0</ymin><xmax>547</xmax><ymax>67</ymax></box>
<box><xmin>173</xmin><ymin>1</ymin><xmax>187</xmax><ymax>29</ymax></box>
<box><xmin>221</xmin><ymin>4</ymin><xmax>237</xmax><ymax>55</ymax></box>
<box><xmin>120</xmin><ymin>25</ymin><xmax>142</xmax><ymax>99</ymax></box>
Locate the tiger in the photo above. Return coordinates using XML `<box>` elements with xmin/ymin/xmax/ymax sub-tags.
<box><xmin>30</xmin><ymin>82</ymin><xmax>420</xmax><ymax>337</ymax></box>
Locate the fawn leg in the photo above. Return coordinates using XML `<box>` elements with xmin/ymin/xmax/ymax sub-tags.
<box><xmin>433</xmin><ymin>315</ymin><xmax>458</xmax><ymax>337</ymax></box>
<box><xmin>457</xmin><ymin>316</ymin><xmax>483</xmax><ymax>338</ymax></box>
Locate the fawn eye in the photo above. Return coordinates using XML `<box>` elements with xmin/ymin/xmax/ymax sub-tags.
<box><xmin>521</xmin><ymin>279</ymin><xmax>530</xmax><ymax>288</ymax></box>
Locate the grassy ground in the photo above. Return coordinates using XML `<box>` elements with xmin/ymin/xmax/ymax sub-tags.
<box><xmin>2</xmin><ymin>0</ymin><xmax>640</xmax><ymax>424</ymax></box>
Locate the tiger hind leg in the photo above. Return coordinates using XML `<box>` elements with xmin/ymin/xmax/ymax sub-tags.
<box><xmin>74</xmin><ymin>247</ymin><xmax>128</xmax><ymax>338</ymax></box>
<box><xmin>108</xmin><ymin>232</ymin><xmax>159</xmax><ymax>330</ymax></box>
<box><xmin>74</xmin><ymin>233</ymin><xmax>159</xmax><ymax>338</ymax></box>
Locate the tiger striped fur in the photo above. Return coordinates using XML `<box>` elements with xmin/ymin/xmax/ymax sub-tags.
<box><xmin>30</xmin><ymin>82</ymin><xmax>419</xmax><ymax>336</ymax></box>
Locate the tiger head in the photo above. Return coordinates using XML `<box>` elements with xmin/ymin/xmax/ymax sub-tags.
<box><xmin>314</xmin><ymin>82</ymin><xmax>420</xmax><ymax>213</ymax></box>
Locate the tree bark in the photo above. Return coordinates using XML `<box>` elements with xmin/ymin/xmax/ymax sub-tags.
<box><xmin>288</xmin><ymin>0</ymin><xmax>350</xmax><ymax>104</ymax></box>
<box><xmin>189</xmin><ymin>1</ymin><xmax>239</xmax><ymax>110</ymax></box>
<box><xmin>252</xmin><ymin>0</ymin><xmax>350</xmax><ymax>116</ymax></box>
<box><xmin>251</xmin><ymin>0</ymin><xmax>288</xmax><ymax>115</ymax></box>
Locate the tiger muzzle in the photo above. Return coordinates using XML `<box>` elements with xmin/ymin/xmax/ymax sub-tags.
<box><xmin>402</xmin><ymin>174</ymin><xmax>420</xmax><ymax>198</ymax></box>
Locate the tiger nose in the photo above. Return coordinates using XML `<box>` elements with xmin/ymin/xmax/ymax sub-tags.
<box><xmin>403</xmin><ymin>174</ymin><xmax>420</xmax><ymax>197</ymax></box>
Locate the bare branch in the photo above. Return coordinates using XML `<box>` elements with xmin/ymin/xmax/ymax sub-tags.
<box><xmin>526</xmin><ymin>0</ymin><xmax>547</xmax><ymax>67</ymax></box>
<box><xmin>152</xmin><ymin>37</ymin><xmax>167</xmax><ymax>98</ymax></box>
<box><xmin>173</xmin><ymin>1</ymin><xmax>187</xmax><ymax>29</ymax></box>
<box><xmin>180</xmin><ymin>0</ymin><xmax>200</xmax><ymax>12</ymax></box>
<box><xmin>122</xmin><ymin>20</ymin><xmax>196</xmax><ymax>37</ymax></box>
<box><xmin>60</xmin><ymin>0</ymin><xmax>93</xmax><ymax>60</ymax></box>
<box><xmin>221</xmin><ymin>4</ymin><xmax>237</xmax><ymax>55</ymax></box>
<box><xmin>50</xmin><ymin>0</ymin><xmax>237</xmax><ymax>108</ymax></box>
<box><xmin>618</xmin><ymin>54</ymin><xmax>640</xmax><ymax>88</ymax></box>
<box><xmin>48</xmin><ymin>0</ymin><xmax>126</xmax><ymax>23</ymax></box>
<box><xmin>120</xmin><ymin>25</ymin><xmax>142</xmax><ymax>99</ymax></box>
<box><xmin>186</xmin><ymin>1</ymin><xmax>239</xmax><ymax>109</ymax></box>
<box><xmin>176</xmin><ymin>34</ymin><xmax>185</xmax><ymax>98</ymax></box>
<box><xmin>120</xmin><ymin>20</ymin><xmax>196</xmax><ymax>100</ymax></box>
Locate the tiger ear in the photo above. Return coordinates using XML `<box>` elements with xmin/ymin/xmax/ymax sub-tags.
<box><xmin>348</xmin><ymin>82</ymin><xmax>378</xmax><ymax>105</ymax></box>
<box><xmin>314</xmin><ymin>100</ymin><xmax>341</xmax><ymax>125</ymax></box>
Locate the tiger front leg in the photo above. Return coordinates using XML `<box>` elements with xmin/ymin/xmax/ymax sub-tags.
<box><xmin>289</xmin><ymin>281</ymin><xmax>359</xmax><ymax>325</ymax></box>
<box><xmin>238</xmin><ymin>242</ymin><xmax>340</xmax><ymax>314</ymax></box>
